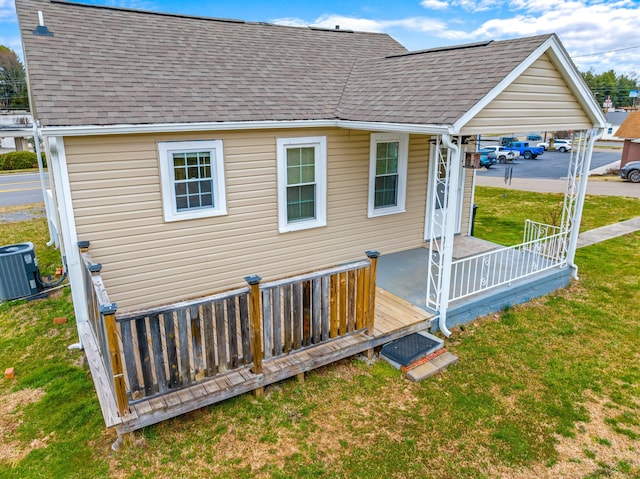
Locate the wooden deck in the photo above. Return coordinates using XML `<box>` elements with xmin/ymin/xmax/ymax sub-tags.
<box><xmin>83</xmin><ymin>287</ymin><xmax>434</xmax><ymax>435</ymax></box>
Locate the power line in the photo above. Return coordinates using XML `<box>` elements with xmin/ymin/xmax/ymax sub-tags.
<box><xmin>574</xmin><ymin>44</ymin><xmax>640</xmax><ymax>58</ymax></box>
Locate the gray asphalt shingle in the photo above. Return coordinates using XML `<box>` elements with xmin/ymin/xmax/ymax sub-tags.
<box><xmin>16</xmin><ymin>0</ymin><xmax>552</xmax><ymax>128</ymax></box>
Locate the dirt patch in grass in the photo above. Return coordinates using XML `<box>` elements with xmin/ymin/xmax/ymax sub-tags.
<box><xmin>489</xmin><ymin>392</ymin><xmax>640</xmax><ymax>478</ymax></box>
<box><xmin>108</xmin><ymin>360</ymin><xmax>426</xmax><ymax>478</ymax></box>
<box><xmin>0</xmin><ymin>388</ymin><xmax>47</xmax><ymax>465</ymax></box>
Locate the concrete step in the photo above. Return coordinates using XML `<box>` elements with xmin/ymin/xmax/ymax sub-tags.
<box><xmin>405</xmin><ymin>351</ymin><xmax>458</xmax><ymax>382</ymax></box>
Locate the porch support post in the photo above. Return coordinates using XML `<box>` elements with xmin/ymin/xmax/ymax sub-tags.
<box><xmin>436</xmin><ymin>134</ymin><xmax>463</xmax><ymax>337</ymax></box>
<box><xmin>564</xmin><ymin>128</ymin><xmax>601</xmax><ymax>279</ymax></box>
<box><xmin>244</xmin><ymin>275</ymin><xmax>263</xmax><ymax>376</ymax></box>
<box><xmin>365</xmin><ymin>250</ymin><xmax>380</xmax><ymax>336</ymax></box>
<box><xmin>101</xmin><ymin>303</ymin><xmax>130</xmax><ymax>417</ymax></box>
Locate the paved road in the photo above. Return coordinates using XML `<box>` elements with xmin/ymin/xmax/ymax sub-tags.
<box><xmin>0</xmin><ymin>172</ymin><xmax>47</xmax><ymax>206</ymax></box>
<box><xmin>477</xmin><ymin>149</ymin><xmax>620</xmax><ymax>180</ymax></box>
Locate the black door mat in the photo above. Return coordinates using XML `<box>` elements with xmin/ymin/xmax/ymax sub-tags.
<box><xmin>380</xmin><ymin>333</ymin><xmax>442</xmax><ymax>367</ymax></box>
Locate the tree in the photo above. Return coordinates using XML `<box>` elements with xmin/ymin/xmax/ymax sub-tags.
<box><xmin>581</xmin><ymin>69</ymin><xmax>639</xmax><ymax>109</ymax></box>
<box><xmin>0</xmin><ymin>46</ymin><xmax>29</xmax><ymax>110</ymax></box>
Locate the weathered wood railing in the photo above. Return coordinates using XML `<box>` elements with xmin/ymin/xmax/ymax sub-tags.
<box><xmin>79</xmin><ymin>241</ymin><xmax>129</xmax><ymax>418</ymax></box>
<box><xmin>249</xmin><ymin>250</ymin><xmax>379</xmax><ymax>373</ymax></box>
<box><xmin>83</xmin><ymin>250</ymin><xmax>380</xmax><ymax>404</ymax></box>
<box><xmin>113</xmin><ymin>286</ymin><xmax>253</xmax><ymax>402</ymax></box>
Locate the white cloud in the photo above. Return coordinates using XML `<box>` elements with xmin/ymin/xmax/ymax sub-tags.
<box><xmin>276</xmin><ymin>1</ymin><xmax>640</xmax><ymax>73</ymax></box>
<box><xmin>274</xmin><ymin>14</ymin><xmax>448</xmax><ymax>35</ymax></box>
<box><xmin>421</xmin><ymin>0</ymin><xmax>450</xmax><ymax>10</ymax></box>
<box><xmin>421</xmin><ymin>0</ymin><xmax>505</xmax><ymax>12</ymax></box>
<box><xmin>467</xmin><ymin>1</ymin><xmax>640</xmax><ymax>73</ymax></box>
<box><xmin>0</xmin><ymin>0</ymin><xmax>15</xmax><ymax>21</ymax></box>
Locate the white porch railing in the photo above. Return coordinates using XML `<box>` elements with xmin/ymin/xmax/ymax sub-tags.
<box><xmin>523</xmin><ymin>219</ymin><xmax>562</xmax><ymax>246</ymax></box>
<box><xmin>446</xmin><ymin>221</ymin><xmax>567</xmax><ymax>303</ymax></box>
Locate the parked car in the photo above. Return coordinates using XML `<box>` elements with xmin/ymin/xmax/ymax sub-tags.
<box><xmin>536</xmin><ymin>139</ymin><xmax>572</xmax><ymax>152</ymax></box>
<box><xmin>503</xmin><ymin>141</ymin><xmax>544</xmax><ymax>159</ymax></box>
<box><xmin>619</xmin><ymin>161</ymin><xmax>640</xmax><ymax>183</ymax></box>
<box><xmin>500</xmin><ymin>136</ymin><xmax>519</xmax><ymax>146</ymax></box>
<box><xmin>480</xmin><ymin>145</ymin><xmax>517</xmax><ymax>163</ymax></box>
<box><xmin>527</xmin><ymin>134</ymin><xmax>542</xmax><ymax>142</ymax></box>
<box><xmin>478</xmin><ymin>149</ymin><xmax>498</xmax><ymax>168</ymax></box>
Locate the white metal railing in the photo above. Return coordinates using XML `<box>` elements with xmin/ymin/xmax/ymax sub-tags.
<box><xmin>447</xmin><ymin>224</ymin><xmax>567</xmax><ymax>302</ymax></box>
<box><xmin>523</xmin><ymin>219</ymin><xmax>562</xmax><ymax>245</ymax></box>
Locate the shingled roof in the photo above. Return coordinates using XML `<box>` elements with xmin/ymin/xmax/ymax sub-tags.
<box><xmin>17</xmin><ymin>0</ymin><xmax>552</xmax><ymax>129</ymax></box>
<box><xmin>615</xmin><ymin>111</ymin><xmax>640</xmax><ymax>139</ymax></box>
<box><xmin>337</xmin><ymin>36</ymin><xmax>553</xmax><ymax>125</ymax></box>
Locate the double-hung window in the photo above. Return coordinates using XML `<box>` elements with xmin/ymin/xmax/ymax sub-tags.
<box><xmin>277</xmin><ymin>136</ymin><xmax>327</xmax><ymax>233</ymax></box>
<box><xmin>368</xmin><ymin>133</ymin><xmax>408</xmax><ymax>217</ymax></box>
<box><xmin>158</xmin><ymin>140</ymin><xmax>227</xmax><ymax>222</ymax></box>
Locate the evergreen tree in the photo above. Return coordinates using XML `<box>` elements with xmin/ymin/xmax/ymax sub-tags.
<box><xmin>0</xmin><ymin>46</ymin><xmax>29</xmax><ymax>110</ymax></box>
<box><xmin>581</xmin><ymin>69</ymin><xmax>639</xmax><ymax>109</ymax></box>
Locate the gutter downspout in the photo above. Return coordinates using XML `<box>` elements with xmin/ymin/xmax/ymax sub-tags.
<box><xmin>437</xmin><ymin>133</ymin><xmax>462</xmax><ymax>338</ymax></box>
<box><xmin>566</xmin><ymin>128</ymin><xmax>601</xmax><ymax>279</ymax></box>
<box><xmin>32</xmin><ymin>122</ymin><xmax>55</xmax><ymax>246</ymax></box>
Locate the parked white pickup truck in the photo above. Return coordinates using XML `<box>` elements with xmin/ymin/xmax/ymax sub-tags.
<box><xmin>480</xmin><ymin>145</ymin><xmax>518</xmax><ymax>163</ymax></box>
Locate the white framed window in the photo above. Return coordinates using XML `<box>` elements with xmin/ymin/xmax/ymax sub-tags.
<box><xmin>368</xmin><ymin>133</ymin><xmax>408</xmax><ymax>217</ymax></box>
<box><xmin>158</xmin><ymin>140</ymin><xmax>227</xmax><ymax>222</ymax></box>
<box><xmin>277</xmin><ymin>136</ymin><xmax>327</xmax><ymax>233</ymax></box>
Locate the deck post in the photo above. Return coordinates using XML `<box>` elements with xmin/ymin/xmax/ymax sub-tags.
<box><xmin>244</xmin><ymin>275</ymin><xmax>263</xmax><ymax>376</ymax></box>
<box><xmin>101</xmin><ymin>303</ymin><xmax>129</xmax><ymax>417</ymax></box>
<box><xmin>365</xmin><ymin>251</ymin><xmax>380</xmax><ymax>337</ymax></box>
<box><xmin>78</xmin><ymin>240</ymin><xmax>90</xmax><ymax>253</ymax></box>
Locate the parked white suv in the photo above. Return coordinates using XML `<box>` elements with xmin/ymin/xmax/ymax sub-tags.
<box><xmin>480</xmin><ymin>145</ymin><xmax>518</xmax><ymax>163</ymax></box>
<box><xmin>536</xmin><ymin>139</ymin><xmax>572</xmax><ymax>152</ymax></box>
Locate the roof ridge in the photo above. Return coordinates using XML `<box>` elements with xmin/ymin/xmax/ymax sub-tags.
<box><xmin>51</xmin><ymin>1</ymin><xmax>390</xmax><ymax>36</ymax></box>
<box><xmin>386</xmin><ymin>40</ymin><xmax>494</xmax><ymax>58</ymax></box>
<box><xmin>51</xmin><ymin>0</ymin><xmax>246</xmax><ymax>24</ymax></box>
<box><xmin>385</xmin><ymin>34</ymin><xmax>554</xmax><ymax>59</ymax></box>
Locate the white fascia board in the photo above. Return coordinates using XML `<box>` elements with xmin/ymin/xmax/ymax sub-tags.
<box><xmin>40</xmin><ymin>119</ymin><xmax>451</xmax><ymax>137</ymax></box>
<box><xmin>41</xmin><ymin>119</ymin><xmax>337</xmax><ymax>137</ymax></box>
<box><xmin>453</xmin><ymin>35</ymin><xmax>607</xmax><ymax>133</ymax></box>
<box><xmin>339</xmin><ymin>120</ymin><xmax>450</xmax><ymax>135</ymax></box>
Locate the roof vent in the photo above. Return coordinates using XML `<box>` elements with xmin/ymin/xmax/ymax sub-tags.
<box><xmin>32</xmin><ymin>11</ymin><xmax>54</xmax><ymax>36</ymax></box>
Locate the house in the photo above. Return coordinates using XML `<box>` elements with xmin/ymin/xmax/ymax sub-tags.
<box><xmin>615</xmin><ymin>111</ymin><xmax>640</xmax><ymax>167</ymax></box>
<box><xmin>0</xmin><ymin>112</ymin><xmax>32</xmax><ymax>152</ymax></box>
<box><xmin>16</xmin><ymin>0</ymin><xmax>606</xmax><ymax>441</ymax></box>
<box><xmin>602</xmin><ymin>111</ymin><xmax>629</xmax><ymax>141</ymax></box>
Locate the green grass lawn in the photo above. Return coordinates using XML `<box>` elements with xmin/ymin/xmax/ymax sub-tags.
<box><xmin>1</xmin><ymin>189</ymin><xmax>639</xmax><ymax>479</ymax></box>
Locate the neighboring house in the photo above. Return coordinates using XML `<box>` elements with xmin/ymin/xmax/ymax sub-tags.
<box><xmin>16</xmin><ymin>0</ymin><xmax>606</xmax><ymax>440</ymax></box>
<box><xmin>615</xmin><ymin>111</ymin><xmax>640</xmax><ymax>167</ymax></box>
<box><xmin>0</xmin><ymin>112</ymin><xmax>32</xmax><ymax>151</ymax></box>
<box><xmin>602</xmin><ymin>111</ymin><xmax>629</xmax><ymax>141</ymax></box>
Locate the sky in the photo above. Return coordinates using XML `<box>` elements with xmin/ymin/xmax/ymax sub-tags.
<box><xmin>1</xmin><ymin>0</ymin><xmax>639</xmax><ymax>76</ymax></box>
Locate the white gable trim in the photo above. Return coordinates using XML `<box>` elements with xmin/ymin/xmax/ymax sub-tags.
<box><xmin>453</xmin><ymin>35</ymin><xmax>607</xmax><ymax>133</ymax></box>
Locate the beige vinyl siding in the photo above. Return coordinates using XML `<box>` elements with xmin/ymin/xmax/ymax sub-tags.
<box><xmin>462</xmin><ymin>54</ymin><xmax>592</xmax><ymax>134</ymax></box>
<box><xmin>460</xmin><ymin>170</ymin><xmax>474</xmax><ymax>235</ymax></box>
<box><xmin>64</xmin><ymin>128</ymin><xmax>430</xmax><ymax>311</ymax></box>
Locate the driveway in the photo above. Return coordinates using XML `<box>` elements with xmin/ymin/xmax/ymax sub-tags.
<box><xmin>477</xmin><ymin>149</ymin><xmax>620</xmax><ymax>179</ymax></box>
